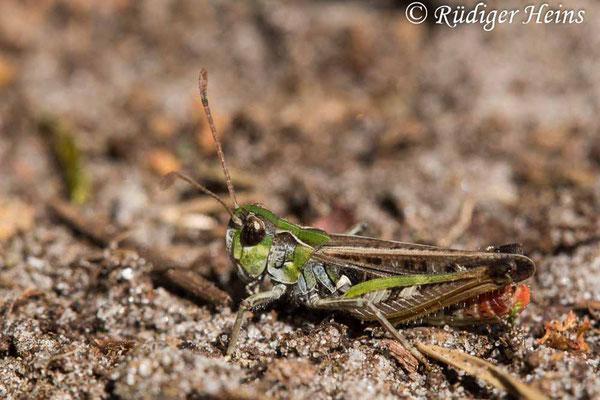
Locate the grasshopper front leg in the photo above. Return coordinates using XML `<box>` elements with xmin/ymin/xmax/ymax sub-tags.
<box><xmin>308</xmin><ymin>296</ymin><xmax>429</xmax><ymax>368</ymax></box>
<box><xmin>227</xmin><ymin>284</ymin><xmax>287</xmax><ymax>356</ymax></box>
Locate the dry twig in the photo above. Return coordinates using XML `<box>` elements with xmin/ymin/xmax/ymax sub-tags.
<box><xmin>384</xmin><ymin>339</ymin><xmax>420</xmax><ymax>377</ymax></box>
<box><xmin>48</xmin><ymin>199</ymin><xmax>232</xmax><ymax>308</ymax></box>
<box><xmin>573</xmin><ymin>300</ymin><xmax>600</xmax><ymax>320</ymax></box>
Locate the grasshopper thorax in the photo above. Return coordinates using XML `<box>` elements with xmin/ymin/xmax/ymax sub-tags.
<box><xmin>225</xmin><ymin>204</ymin><xmax>331</xmax><ymax>284</ymax></box>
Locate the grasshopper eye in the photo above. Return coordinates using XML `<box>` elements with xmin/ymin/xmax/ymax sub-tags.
<box><xmin>240</xmin><ymin>216</ymin><xmax>265</xmax><ymax>246</ymax></box>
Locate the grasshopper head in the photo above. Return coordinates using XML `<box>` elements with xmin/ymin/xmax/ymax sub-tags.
<box><xmin>225</xmin><ymin>206</ymin><xmax>275</xmax><ymax>282</ymax></box>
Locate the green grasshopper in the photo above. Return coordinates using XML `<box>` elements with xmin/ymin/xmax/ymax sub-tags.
<box><xmin>162</xmin><ymin>69</ymin><xmax>536</xmax><ymax>366</ymax></box>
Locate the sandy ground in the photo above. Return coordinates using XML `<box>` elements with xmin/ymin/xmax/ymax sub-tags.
<box><xmin>1</xmin><ymin>1</ymin><xmax>599</xmax><ymax>399</ymax></box>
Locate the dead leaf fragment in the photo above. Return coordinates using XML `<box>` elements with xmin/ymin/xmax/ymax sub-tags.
<box><xmin>148</xmin><ymin>148</ymin><xmax>181</xmax><ymax>176</ymax></box>
<box><xmin>0</xmin><ymin>198</ymin><xmax>35</xmax><ymax>239</ymax></box>
<box><xmin>92</xmin><ymin>338</ymin><xmax>135</xmax><ymax>357</ymax></box>
<box><xmin>536</xmin><ymin>310</ymin><xmax>590</xmax><ymax>352</ymax></box>
<box><xmin>149</xmin><ymin>114</ymin><xmax>177</xmax><ymax>138</ymax></box>
<box><xmin>0</xmin><ymin>55</ymin><xmax>16</xmax><ymax>88</ymax></box>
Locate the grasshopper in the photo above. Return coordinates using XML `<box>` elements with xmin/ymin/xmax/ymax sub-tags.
<box><xmin>162</xmin><ymin>69</ymin><xmax>536</xmax><ymax>366</ymax></box>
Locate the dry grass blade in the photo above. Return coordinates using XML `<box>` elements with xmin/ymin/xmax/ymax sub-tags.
<box><xmin>39</xmin><ymin>117</ymin><xmax>92</xmax><ymax>205</ymax></box>
<box><xmin>437</xmin><ymin>196</ymin><xmax>475</xmax><ymax>247</ymax></box>
<box><xmin>415</xmin><ymin>342</ymin><xmax>549</xmax><ymax>400</ymax></box>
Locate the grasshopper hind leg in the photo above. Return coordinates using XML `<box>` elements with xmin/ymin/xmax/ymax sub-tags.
<box><xmin>307</xmin><ymin>296</ymin><xmax>429</xmax><ymax>368</ymax></box>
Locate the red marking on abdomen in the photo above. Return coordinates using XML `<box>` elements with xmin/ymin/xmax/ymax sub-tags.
<box><xmin>463</xmin><ymin>284</ymin><xmax>530</xmax><ymax>318</ymax></box>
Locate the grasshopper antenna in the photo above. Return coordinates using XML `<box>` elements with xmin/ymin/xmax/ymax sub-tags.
<box><xmin>161</xmin><ymin>171</ymin><xmax>243</xmax><ymax>226</ymax></box>
<box><xmin>199</xmin><ymin>68</ymin><xmax>239</xmax><ymax>210</ymax></box>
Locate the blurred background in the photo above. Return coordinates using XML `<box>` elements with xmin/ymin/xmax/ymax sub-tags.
<box><xmin>1</xmin><ymin>1</ymin><xmax>599</xmax><ymax>399</ymax></box>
